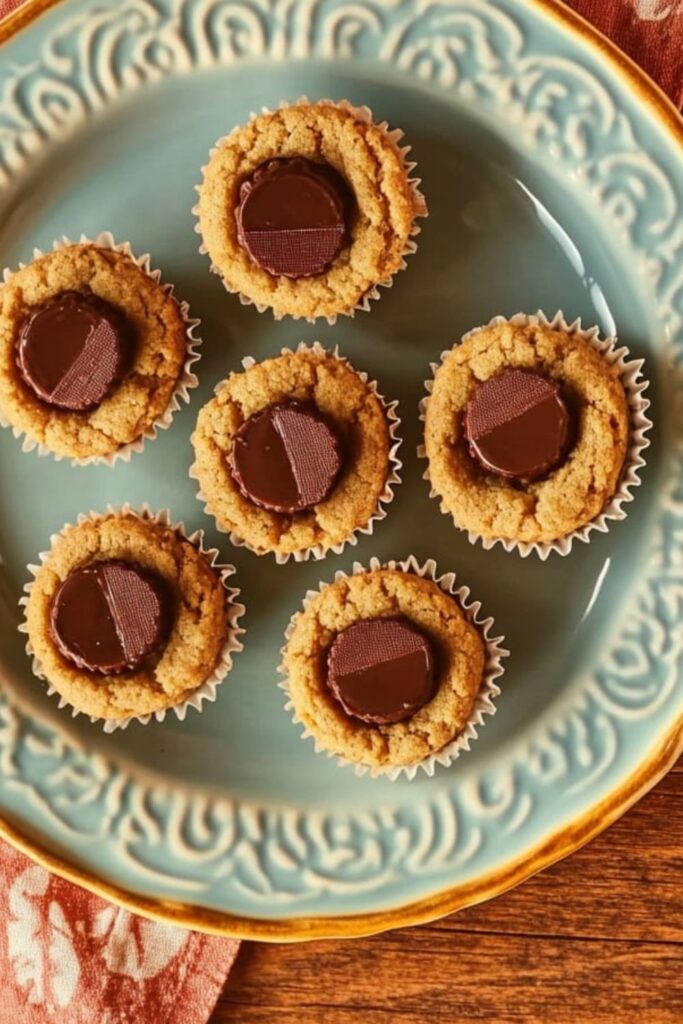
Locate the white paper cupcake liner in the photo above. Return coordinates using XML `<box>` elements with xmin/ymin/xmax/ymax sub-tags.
<box><xmin>0</xmin><ymin>231</ymin><xmax>202</xmax><ymax>466</ymax></box>
<box><xmin>18</xmin><ymin>504</ymin><xmax>245</xmax><ymax>732</ymax></box>
<box><xmin>190</xmin><ymin>341</ymin><xmax>403</xmax><ymax>563</ymax></box>
<box><xmin>418</xmin><ymin>310</ymin><xmax>652</xmax><ymax>560</ymax></box>
<box><xmin>193</xmin><ymin>97</ymin><xmax>428</xmax><ymax>324</ymax></box>
<box><xmin>279</xmin><ymin>555</ymin><xmax>508</xmax><ymax>781</ymax></box>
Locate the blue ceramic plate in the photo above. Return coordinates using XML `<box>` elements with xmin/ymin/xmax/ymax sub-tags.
<box><xmin>0</xmin><ymin>0</ymin><xmax>681</xmax><ymax>940</ymax></box>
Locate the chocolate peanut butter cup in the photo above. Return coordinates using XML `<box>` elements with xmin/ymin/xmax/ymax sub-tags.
<box><xmin>326</xmin><ymin>617</ymin><xmax>435</xmax><ymax>725</ymax></box>
<box><xmin>463</xmin><ymin>368</ymin><xmax>572</xmax><ymax>482</ymax></box>
<box><xmin>51</xmin><ymin>560</ymin><xmax>171</xmax><ymax>674</ymax></box>
<box><xmin>17</xmin><ymin>291</ymin><xmax>134</xmax><ymax>411</ymax></box>
<box><xmin>230</xmin><ymin>400</ymin><xmax>343</xmax><ymax>513</ymax></box>
<box><xmin>236</xmin><ymin>158</ymin><xmax>352</xmax><ymax>278</ymax></box>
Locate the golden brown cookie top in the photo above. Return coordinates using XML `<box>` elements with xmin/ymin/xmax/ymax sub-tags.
<box><xmin>196</xmin><ymin>101</ymin><xmax>426</xmax><ymax>320</ymax></box>
<box><xmin>191</xmin><ymin>347</ymin><xmax>394</xmax><ymax>558</ymax></box>
<box><xmin>424</xmin><ymin>319</ymin><xmax>630</xmax><ymax>545</ymax></box>
<box><xmin>282</xmin><ymin>569</ymin><xmax>485</xmax><ymax>770</ymax></box>
<box><xmin>0</xmin><ymin>244</ymin><xmax>189</xmax><ymax>460</ymax></box>
<box><xmin>24</xmin><ymin>513</ymin><xmax>231</xmax><ymax>720</ymax></box>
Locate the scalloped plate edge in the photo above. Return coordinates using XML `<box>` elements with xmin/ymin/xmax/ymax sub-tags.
<box><xmin>0</xmin><ymin>713</ymin><xmax>678</xmax><ymax>940</ymax></box>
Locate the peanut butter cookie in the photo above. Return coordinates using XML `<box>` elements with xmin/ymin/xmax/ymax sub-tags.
<box><xmin>191</xmin><ymin>346</ymin><xmax>399</xmax><ymax>560</ymax></box>
<box><xmin>423</xmin><ymin>317</ymin><xmax>631</xmax><ymax>547</ymax></box>
<box><xmin>0</xmin><ymin>240</ymin><xmax>194</xmax><ymax>462</ymax></box>
<box><xmin>23</xmin><ymin>511</ymin><xmax>239</xmax><ymax>722</ymax></box>
<box><xmin>196</xmin><ymin>100</ymin><xmax>427</xmax><ymax>321</ymax></box>
<box><xmin>282</xmin><ymin>566</ymin><xmax>488</xmax><ymax>773</ymax></box>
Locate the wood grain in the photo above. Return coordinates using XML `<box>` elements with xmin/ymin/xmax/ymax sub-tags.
<box><xmin>212</xmin><ymin>758</ymin><xmax>683</xmax><ymax>1023</ymax></box>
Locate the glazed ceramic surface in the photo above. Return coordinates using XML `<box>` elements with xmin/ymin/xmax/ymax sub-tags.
<box><xmin>0</xmin><ymin>0</ymin><xmax>681</xmax><ymax>936</ymax></box>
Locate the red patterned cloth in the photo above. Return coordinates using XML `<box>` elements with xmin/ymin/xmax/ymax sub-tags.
<box><xmin>572</xmin><ymin>0</ymin><xmax>683</xmax><ymax>107</ymax></box>
<box><xmin>0</xmin><ymin>842</ymin><xmax>239</xmax><ymax>1022</ymax></box>
<box><xmin>0</xmin><ymin>1</ymin><xmax>680</xmax><ymax>1023</ymax></box>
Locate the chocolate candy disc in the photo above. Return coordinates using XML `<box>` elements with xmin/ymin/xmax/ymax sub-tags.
<box><xmin>463</xmin><ymin>368</ymin><xmax>572</xmax><ymax>482</ymax></box>
<box><xmin>16</xmin><ymin>290</ymin><xmax>133</xmax><ymax>411</ymax></box>
<box><xmin>230</xmin><ymin>400</ymin><xmax>343</xmax><ymax>514</ymax></box>
<box><xmin>235</xmin><ymin>158</ymin><xmax>351</xmax><ymax>277</ymax></box>
<box><xmin>326</xmin><ymin>618</ymin><xmax>436</xmax><ymax>725</ymax></box>
<box><xmin>51</xmin><ymin>560</ymin><xmax>171</xmax><ymax>674</ymax></box>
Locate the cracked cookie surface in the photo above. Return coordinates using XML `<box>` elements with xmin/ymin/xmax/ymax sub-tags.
<box><xmin>191</xmin><ymin>348</ymin><xmax>393</xmax><ymax>558</ymax></box>
<box><xmin>197</xmin><ymin>101</ymin><xmax>426</xmax><ymax>320</ymax></box>
<box><xmin>424</xmin><ymin>320</ymin><xmax>630</xmax><ymax>545</ymax></box>
<box><xmin>0</xmin><ymin>244</ymin><xmax>188</xmax><ymax>460</ymax></box>
<box><xmin>25</xmin><ymin>513</ymin><xmax>230</xmax><ymax>720</ymax></box>
<box><xmin>282</xmin><ymin>569</ymin><xmax>485</xmax><ymax>770</ymax></box>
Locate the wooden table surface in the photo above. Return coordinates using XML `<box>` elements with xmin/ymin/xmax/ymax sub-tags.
<box><xmin>211</xmin><ymin>758</ymin><xmax>682</xmax><ymax>1023</ymax></box>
